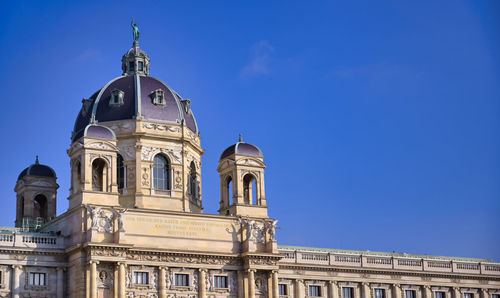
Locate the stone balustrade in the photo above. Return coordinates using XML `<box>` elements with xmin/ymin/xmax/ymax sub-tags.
<box><xmin>279</xmin><ymin>248</ymin><xmax>500</xmax><ymax>276</ymax></box>
<box><xmin>0</xmin><ymin>231</ymin><xmax>65</xmax><ymax>249</ymax></box>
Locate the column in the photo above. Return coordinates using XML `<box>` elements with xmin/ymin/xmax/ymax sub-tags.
<box><xmin>272</xmin><ymin>270</ymin><xmax>279</xmax><ymax>298</ymax></box>
<box><xmin>248</xmin><ymin>269</ymin><xmax>255</xmax><ymax>298</ymax></box>
<box><xmin>118</xmin><ymin>262</ymin><xmax>126</xmax><ymax>298</ymax></box>
<box><xmin>424</xmin><ymin>286</ymin><xmax>432</xmax><ymax>298</ymax></box>
<box><xmin>57</xmin><ymin>267</ymin><xmax>65</xmax><ymax>298</ymax></box>
<box><xmin>393</xmin><ymin>284</ymin><xmax>402</xmax><ymax>298</ymax></box>
<box><xmin>89</xmin><ymin>261</ymin><xmax>98</xmax><ymax>298</ymax></box>
<box><xmin>295</xmin><ymin>279</ymin><xmax>304</xmax><ymax>298</ymax></box>
<box><xmin>481</xmin><ymin>289</ymin><xmax>489</xmax><ymax>298</ymax></box>
<box><xmin>329</xmin><ymin>281</ymin><xmax>339</xmax><ymax>298</ymax></box>
<box><xmin>237</xmin><ymin>270</ymin><xmax>244</xmax><ymax>298</ymax></box>
<box><xmin>362</xmin><ymin>283</ymin><xmax>371</xmax><ymax>298</ymax></box>
<box><xmin>453</xmin><ymin>288</ymin><xmax>461</xmax><ymax>298</ymax></box>
<box><xmin>11</xmin><ymin>265</ymin><xmax>22</xmax><ymax>298</ymax></box>
<box><xmin>159</xmin><ymin>266</ymin><xmax>167</xmax><ymax>298</ymax></box>
<box><xmin>199</xmin><ymin>269</ymin><xmax>207</xmax><ymax>298</ymax></box>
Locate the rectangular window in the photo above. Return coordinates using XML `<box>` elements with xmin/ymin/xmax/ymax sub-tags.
<box><xmin>29</xmin><ymin>272</ymin><xmax>46</xmax><ymax>286</ymax></box>
<box><xmin>175</xmin><ymin>273</ymin><xmax>189</xmax><ymax>286</ymax></box>
<box><xmin>343</xmin><ymin>287</ymin><xmax>354</xmax><ymax>298</ymax></box>
<box><xmin>464</xmin><ymin>294</ymin><xmax>474</xmax><ymax>298</ymax></box>
<box><xmin>375</xmin><ymin>289</ymin><xmax>386</xmax><ymax>298</ymax></box>
<box><xmin>406</xmin><ymin>290</ymin><xmax>416</xmax><ymax>298</ymax></box>
<box><xmin>133</xmin><ymin>272</ymin><xmax>149</xmax><ymax>285</ymax></box>
<box><xmin>279</xmin><ymin>284</ymin><xmax>288</xmax><ymax>295</ymax></box>
<box><xmin>138</xmin><ymin>61</ymin><xmax>144</xmax><ymax>71</ymax></box>
<box><xmin>492</xmin><ymin>295</ymin><xmax>499</xmax><ymax>298</ymax></box>
<box><xmin>129</xmin><ymin>61</ymin><xmax>135</xmax><ymax>71</ymax></box>
<box><xmin>435</xmin><ymin>292</ymin><xmax>446</xmax><ymax>298</ymax></box>
<box><xmin>214</xmin><ymin>275</ymin><xmax>228</xmax><ymax>288</ymax></box>
<box><xmin>309</xmin><ymin>285</ymin><xmax>321</xmax><ymax>297</ymax></box>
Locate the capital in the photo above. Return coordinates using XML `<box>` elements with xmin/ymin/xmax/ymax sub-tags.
<box><xmin>198</xmin><ymin>268</ymin><xmax>208</xmax><ymax>273</ymax></box>
<box><xmin>11</xmin><ymin>265</ymin><xmax>23</xmax><ymax>269</ymax></box>
<box><xmin>88</xmin><ymin>260</ymin><xmax>100</xmax><ymax>265</ymax></box>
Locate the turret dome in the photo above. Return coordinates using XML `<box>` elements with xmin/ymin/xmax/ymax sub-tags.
<box><xmin>220</xmin><ymin>135</ymin><xmax>263</xmax><ymax>160</ymax></box>
<box><xmin>17</xmin><ymin>156</ymin><xmax>57</xmax><ymax>180</ymax></box>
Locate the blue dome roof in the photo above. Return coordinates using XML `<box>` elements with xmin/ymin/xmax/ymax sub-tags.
<box><xmin>18</xmin><ymin>157</ymin><xmax>56</xmax><ymax>180</ymax></box>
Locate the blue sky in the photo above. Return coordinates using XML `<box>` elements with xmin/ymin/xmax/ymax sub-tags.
<box><xmin>0</xmin><ymin>1</ymin><xmax>499</xmax><ymax>260</ymax></box>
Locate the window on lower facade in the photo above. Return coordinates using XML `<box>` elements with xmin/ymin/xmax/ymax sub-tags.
<box><xmin>29</xmin><ymin>272</ymin><xmax>46</xmax><ymax>286</ymax></box>
<box><xmin>175</xmin><ymin>273</ymin><xmax>189</xmax><ymax>286</ymax></box>
<box><xmin>279</xmin><ymin>284</ymin><xmax>288</xmax><ymax>296</ymax></box>
<box><xmin>406</xmin><ymin>290</ymin><xmax>416</xmax><ymax>298</ymax></box>
<box><xmin>343</xmin><ymin>287</ymin><xmax>354</xmax><ymax>298</ymax></box>
<box><xmin>375</xmin><ymin>289</ymin><xmax>386</xmax><ymax>298</ymax></box>
<box><xmin>464</xmin><ymin>294</ymin><xmax>474</xmax><ymax>298</ymax></box>
<box><xmin>214</xmin><ymin>275</ymin><xmax>228</xmax><ymax>288</ymax></box>
<box><xmin>435</xmin><ymin>292</ymin><xmax>446</xmax><ymax>298</ymax></box>
<box><xmin>492</xmin><ymin>295</ymin><xmax>499</xmax><ymax>298</ymax></box>
<box><xmin>309</xmin><ymin>285</ymin><xmax>321</xmax><ymax>297</ymax></box>
<box><xmin>133</xmin><ymin>272</ymin><xmax>149</xmax><ymax>285</ymax></box>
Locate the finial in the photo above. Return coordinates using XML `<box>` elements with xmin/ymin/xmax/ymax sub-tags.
<box><xmin>131</xmin><ymin>18</ymin><xmax>140</xmax><ymax>42</ymax></box>
<box><xmin>35</xmin><ymin>155</ymin><xmax>39</xmax><ymax>165</ymax></box>
<box><xmin>239</xmin><ymin>133</ymin><xmax>242</xmax><ymax>142</ymax></box>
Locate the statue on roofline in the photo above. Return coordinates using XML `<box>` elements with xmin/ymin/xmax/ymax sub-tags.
<box><xmin>131</xmin><ymin>18</ymin><xmax>140</xmax><ymax>42</ymax></box>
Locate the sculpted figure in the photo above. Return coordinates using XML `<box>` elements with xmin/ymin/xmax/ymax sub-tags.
<box><xmin>265</xmin><ymin>219</ymin><xmax>278</xmax><ymax>240</ymax></box>
<box><xmin>131</xmin><ymin>18</ymin><xmax>140</xmax><ymax>41</ymax></box>
<box><xmin>85</xmin><ymin>205</ymin><xmax>100</xmax><ymax>230</ymax></box>
<box><xmin>112</xmin><ymin>208</ymin><xmax>128</xmax><ymax>232</ymax></box>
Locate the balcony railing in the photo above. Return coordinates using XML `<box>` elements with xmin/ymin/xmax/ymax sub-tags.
<box><xmin>278</xmin><ymin>250</ymin><xmax>500</xmax><ymax>276</ymax></box>
<box><xmin>0</xmin><ymin>231</ymin><xmax>65</xmax><ymax>249</ymax></box>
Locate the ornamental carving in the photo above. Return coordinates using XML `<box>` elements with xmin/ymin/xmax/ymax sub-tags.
<box><xmin>240</xmin><ymin>169</ymin><xmax>260</xmax><ymax>179</ymax></box>
<box><xmin>174</xmin><ymin>170</ymin><xmax>182</xmax><ymax>190</ymax></box>
<box><xmin>89</xmin><ymin>153</ymin><xmax>111</xmax><ymax>165</ymax></box>
<box><xmin>126</xmin><ymin>265</ymin><xmax>158</xmax><ymax>290</ymax></box>
<box><xmin>88</xmin><ymin>247</ymin><xmax>126</xmax><ymax>257</ymax></box>
<box><xmin>250</xmin><ymin>258</ymin><xmax>276</xmax><ymax>266</ymax></box>
<box><xmin>85</xmin><ymin>205</ymin><xmax>113</xmax><ymax>233</ymax></box>
<box><xmin>97</xmin><ymin>263</ymin><xmax>114</xmax><ymax>289</ymax></box>
<box><xmin>109</xmin><ymin>122</ymin><xmax>134</xmax><ymax>133</ymax></box>
<box><xmin>264</xmin><ymin>220</ymin><xmax>278</xmax><ymax>241</ymax></box>
<box><xmin>238</xmin><ymin>216</ymin><xmax>265</xmax><ymax>243</ymax></box>
<box><xmin>142</xmin><ymin>168</ymin><xmax>150</xmax><ymax>187</ymax></box>
<box><xmin>141</xmin><ymin>146</ymin><xmax>182</xmax><ymax>164</ymax></box>
<box><xmin>186</xmin><ymin>130</ymin><xmax>199</xmax><ymax>143</ymax></box>
<box><xmin>255</xmin><ymin>272</ymin><xmax>268</xmax><ymax>296</ymax></box>
<box><xmin>87</xmin><ymin>142</ymin><xmax>115</xmax><ymax>151</ymax></box>
<box><xmin>185</xmin><ymin>152</ymin><xmax>201</xmax><ymax>169</ymax></box>
<box><xmin>142</xmin><ymin>123</ymin><xmax>181</xmax><ymax>133</ymax></box>
<box><xmin>30</xmin><ymin>180</ymin><xmax>53</xmax><ymax>187</ymax></box>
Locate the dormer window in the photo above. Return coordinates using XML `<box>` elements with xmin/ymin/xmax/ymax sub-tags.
<box><xmin>129</xmin><ymin>61</ymin><xmax>135</xmax><ymax>72</ymax></box>
<box><xmin>109</xmin><ymin>89</ymin><xmax>124</xmax><ymax>107</ymax></box>
<box><xmin>151</xmin><ymin>89</ymin><xmax>166</xmax><ymax>106</ymax></box>
<box><xmin>181</xmin><ymin>99</ymin><xmax>191</xmax><ymax>113</ymax></box>
<box><xmin>138</xmin><ymin>61</ymin><xmax>144</xmax><ymax>71</ymax></box>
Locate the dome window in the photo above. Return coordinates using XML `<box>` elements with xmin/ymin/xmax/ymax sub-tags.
<box><xmin>109</xmin><ymin>89</ymin><xmax>124</xmax><ymax>107</ymax></box>
<box><xmin>138</xmin><ymin>61</ymin><xmax>144</xmax><ymax>71</ymax></box>
<box><xmin>151</xmin><ymin>89</ymin><xmax>166</xmax><ymax>106</ymax></box>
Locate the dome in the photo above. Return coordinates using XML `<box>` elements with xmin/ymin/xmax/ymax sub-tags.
<box><xmin>72</xmin><ymin>42</ymin><xmax>198</xmax><ymax>142</ymax></box>
<box><xmin>220</xmin><ymin>135</ymin><xmax>263</xmax><ymax>160</ymax></box>
<box><xmin>17</xmin><ymin>156</ymin><xmax>57</xmax><ymax>180</ymax></box>
<box><xmin>84</xmin><ymin>124</ymin><xmax>116</xmax><ymax>140</ymax></box>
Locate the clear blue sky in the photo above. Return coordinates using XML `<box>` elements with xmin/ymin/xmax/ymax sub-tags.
<box><xmin>0</xmin><ymin>1</ymin><xmax>499</xmax><ymax>260</ymax></box>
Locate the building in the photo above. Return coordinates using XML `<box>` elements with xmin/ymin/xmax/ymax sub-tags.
<box><xmin>0</xmin><ymin>29</ymin><xmax>499</xmax><ymax>298</ymax></box>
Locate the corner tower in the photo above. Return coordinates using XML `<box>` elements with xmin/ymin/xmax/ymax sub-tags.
<box><xmin>218</xmin><ymin>135</ymin><xmax>268</xmax><ymax>218</ymax></box>
<box><xmin>69</xmin><ymin>28</ymin><xmax>203</xmax><ymax>213</ymax></box>
<box><xmin>15</xmin><ymin>156</ymin><xmax>58</xmax><ymax>230</ymax></box>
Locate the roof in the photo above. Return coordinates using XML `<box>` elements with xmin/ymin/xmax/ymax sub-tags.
<box><xmin>220</xmin><ymin>136</ymin><xmax>263</xmax><ymax>160</ymax></box>
<box><xmin>18</xmin><ymin>156</ymin><xmax>56</xmax><ymax>180</ymax></box>
<box><xmin>278</xmin><ymin>245</ymin><xmax>493</xmax><ymax>263</ymax></box>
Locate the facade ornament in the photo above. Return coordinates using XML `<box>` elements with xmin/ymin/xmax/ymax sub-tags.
<box><xmin>264</xmin><ymin>219</ymin><xmax>278</xmax><ymax>241</ymax></box>
<box><xmin>142</xmin><ymin>123</ymin><xmax>180</xmax><ymax>133</ymax></box>
<box><xmin>238</xmin><ymin>216</ymin><xmax>265</xmax><ymax>243</ymax></box>
<box><xmin>131</xmin><ymin>18</ymin><xmax>140</xmax><ymax>42</ymax></box>
<box><xmin>85</xmin><ymin>205</ymin><xmax>113</xmax><ymax>233</ymax></box>
<box><xmin>111</xmin><ymin>208</ymin><xmax>128</xmax><ymax>232</ymax></box>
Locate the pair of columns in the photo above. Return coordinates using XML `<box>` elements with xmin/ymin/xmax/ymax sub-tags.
<box><xmin>11</xmin><ymin>265</ymin><xmax>65</xmax><ymax>298</ymax></box>
<box><xmin>246</xmin><ymin>269</ymin><xmax>279</xmax><ymax>298</ymax></box>
<box><xmin>88</xmin><ymin>261</ymin><xmax>126</xmax><ymax>298</ymax></box>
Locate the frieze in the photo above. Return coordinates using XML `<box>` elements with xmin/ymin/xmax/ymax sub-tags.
<box><xmin>86</xmin><ymin>142</ymin><xmax>116</xmax><ymax>151</ymax></box>
<box><xmin>142</xmin><ymin>123</ymin><xmax>181</xmax><ymax>133</ymax></box>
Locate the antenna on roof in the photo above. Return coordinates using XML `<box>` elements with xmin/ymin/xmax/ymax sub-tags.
<box><xmin>239</xmin><ymin>133</ymin><xmax>242</xmax><ymax>142</ymax></box>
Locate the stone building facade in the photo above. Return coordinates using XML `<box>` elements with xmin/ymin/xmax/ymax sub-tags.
<box><xmin>0</xmin><ymin>32</ymin><xmax>499</xmax><ymax>298</ymax></box>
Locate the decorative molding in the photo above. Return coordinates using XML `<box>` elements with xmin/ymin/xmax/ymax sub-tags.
<box><xmin>142</xmin><ymin>123</ymin><xmax>181</xmax><ymax>133</ymax></box>
<box><xmin>141</xmin><ymin>146</ymin><xmax>182</xmax><ymax>164</ymax></box>
<box><xmin>86</xmin><ymin>142</ymin><xmax>116</xmax><ymax>151</ymax></box>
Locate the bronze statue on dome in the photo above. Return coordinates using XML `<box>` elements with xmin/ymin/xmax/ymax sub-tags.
<box><xmin>131</xmin><ymin>18</ymin><xmax>140</xmax><ymax>42</ymax></box>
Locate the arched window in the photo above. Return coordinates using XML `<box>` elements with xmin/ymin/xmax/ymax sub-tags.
<box><xmin>92</xmin><ymin>158</ymin><xmax>106</xmax><ymax>191</ymax></box>
<box><xmin>225</xmin><ymin>176</ymin><xmax>233</xmax><ymax>207</ymax></box>
<box><xmin>33</xmin><ymin>194</ymin><xmax>47</xmax><ymax>219</ymax></box>
<box><xmin>117</xmin><ymin>154</ymin><xmax>125</xmax><ymax>191</ymax></box>
<box><xmin>153</xmin><ymin>155</ymin><xmax>170</xmax><ymax>190</ymax></box>
<box><xmin>188</xmin><ymin>162</ymin><xmax>197</xmax><ymax>200</ymax></box>
<box><xmin>243</xmin><ymin>174</ymin><xmax>257</xmax><ymax>205</ymax></box>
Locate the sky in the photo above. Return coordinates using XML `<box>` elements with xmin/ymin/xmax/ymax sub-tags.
<box><xmin>0</xmin><ymin>1</ymin><xmax>499</xmax><ymax>261</ymax></box>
